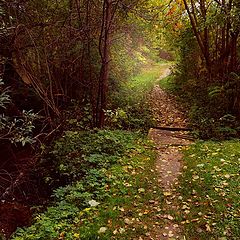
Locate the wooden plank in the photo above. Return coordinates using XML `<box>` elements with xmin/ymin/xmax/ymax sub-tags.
<box><xmin>153</xmin><ymin>126</ymin><xmax>193</xmax><ymax>132</ymax></box>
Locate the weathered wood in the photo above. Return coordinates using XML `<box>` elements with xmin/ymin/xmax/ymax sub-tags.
<box><xmin>152</xmin><ymin>126</ymin><xmax>193</xmax><ymax>132</ymax></box>
<box><xmin>171</xmin><ymin>134</ymin><xmax>196</xmax><ymax>141</ymax></box>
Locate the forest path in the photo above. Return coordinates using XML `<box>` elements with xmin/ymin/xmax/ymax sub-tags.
<box><xmin>147</xmin><ymin>66</ymin><xmax>193</xmax><ymax>240</ymax></box>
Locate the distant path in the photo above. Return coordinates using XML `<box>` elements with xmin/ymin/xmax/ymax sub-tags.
<box><xmin>158</xmin><ymin>67</ymin><xmax>171</xmax><ymax>80</ymax></box>
<box><xmin>148</xmin><ymin>65</ymin><xmax>193</xmax><ymax>240</ymax></box>
<box><xmin>149</xmin><ymin>82</ymin><xmax>188</xmax><ymax>128</ymax></box>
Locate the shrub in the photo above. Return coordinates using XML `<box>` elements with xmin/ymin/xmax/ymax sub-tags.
<box><xmin>41</xmin><ymin>130</ymin><xmax>138</xmax><ymax>188</ymax></box>
<box><xmin>0</xmin><ymin>78</ymin><xmax>38</xmax><ymax>146</ymax></box>
<box><xmin>11</xmin><ymin>130</ymin><xmax>153</xmax><ymax>240</ymax></box>
<box><xmin>172</xmin><ymin>28</ymin><xmax>240</xmax><ymax>140</ymax></box>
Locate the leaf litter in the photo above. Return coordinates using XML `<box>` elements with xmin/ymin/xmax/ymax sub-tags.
<box><xmin>148</xmin><ymin>68</ymin><xmax>193</xmax><ymax>239</ymax></box>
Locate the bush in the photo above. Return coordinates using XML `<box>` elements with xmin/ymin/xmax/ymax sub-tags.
<box><xmin>41</xmin><ymin>130</ymin><xmax>139</xmax><ymax>188</ymax></box>
<box><xmin>172</xmin><ymin>28</ymin><xmax>240</xmax><ymax>140</ymax></box>
<box><xmin>11</xmin><ymin>130</ymin><xmax>153</xmax><ymax>240</ymax></box>
<box><xmin>0</xmin><ymin>78</ymin><xmax>38</xmax><ymax>146</ymax></box>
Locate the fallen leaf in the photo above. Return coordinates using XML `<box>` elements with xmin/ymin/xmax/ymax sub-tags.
<box><xmin>88</xmin><ymin>200</ymin><xmax>100</xmax><ymax>207</ymax></box>
<box><xmin>119</xmin><ymin>228</ymin><xmax>125</xmax><ymax>234</ymax></box>
<box><xmin>98</xmin><ymin>227</ymin><xmax>107</xmax><ymax>234</ymax></box>
<box><xmin>124</xmin><ymin>218</ymin><xmax>132</xmax><ymax>225</ymax></box>
<box><xmin>206</xmin><ymin>224</ymin><xmax>211</xmax><ymax>232</ymax></box>
<box><xmin>167</xmin><ymin>215</ymin><xmax>174</xmax><ymax>220</ymax></box>
<box><xmin>163</xmin><ymin>191</ymin><xmax>172</xmax><ymax>196</ymax></box>
<box><xmin>138</xmin><ymin>188</ymin><xmax>145</xmax><ymax>193</ymax></box>
<box><xmin>192</xmin><ymin>175</ymin><xmax>199</xmax><ymax>180</ymax></box>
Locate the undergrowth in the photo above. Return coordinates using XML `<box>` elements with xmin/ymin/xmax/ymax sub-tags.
<box><xmin>176</xmin><ymin>141</ymin><xmax>240</xmax><ymax>239</ymax></box>
<box><xmin>12</xmin><ymin>130</ymin><xmax>161</xmax><ymax>240</ymax></box>
<box><xmin>170</xmin><ymin>28</ymin><xmax>240</xmax><ymax>140</ymax></box>
<box><xmin>158</xmin><ymin>75</ymin><xmax>178</xmax><ymax>93</ymax></box>
<box><xmin>109</xmin><ymin>63</ymin><xmax>171</xmax><ymax>132</ymax></box>
<box><xmin>160</xmin><ymin>71</ymin><xmax>240</xmax><ymax>139</ymax></box>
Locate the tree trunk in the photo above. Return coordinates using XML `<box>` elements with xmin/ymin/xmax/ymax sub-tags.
<box><xmin>96</xmin><ymin>0</ymin><xmax>112</xmax><ymax>128</ymax></box>
<box><xmin>229</xmin><ymin>32</ymin><xmax>239</xmax><ymax>73</ymax></box>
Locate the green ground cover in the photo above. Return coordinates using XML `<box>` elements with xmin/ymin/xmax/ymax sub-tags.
<box><xmin>128</xmin><ymin>63</ymin><xmax>170</xmax><ymax>91</ymax></box>
<box><xmin>177</xmin><ymin>141</ymin><xmax>240</xmax><ymax>239</ymax></box>
<box><xmin>158</xmin><ymin>75</ymin><xmax>176</xmax><ymax>92</ymax></box>
<box><xmin>11</xmin><ymin>61</ymin><xmax>169</xmax><ymax>240</ymax></box>
<box><xmin>12</xmin><ymin>130</ymin><xmax>161</xmax><ymax>239</ymax></box>
<box><xmin>110</xmin><ymin>62</ymin><xmax>171</xmax><ymax>132</ymax></box>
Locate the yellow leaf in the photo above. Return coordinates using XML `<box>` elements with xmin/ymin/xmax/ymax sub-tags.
<box><xmin>163</xmin><ymin>192</ymin><xmax>172</xmax><ymax>196</ymax></box>
<box><xmin>73</xmin><ymin>233</ymin><xmax>80</xmax><ymax>238</ymax></box>
<box><xmin>206</xmin><ymin>224</ymin><xmax>211</xmax><ymax>232</ymax></box>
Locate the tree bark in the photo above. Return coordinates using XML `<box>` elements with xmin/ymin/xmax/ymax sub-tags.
<box><xmin>96</xmin><ymin>0</ymin><xmax>112</xmax><ymax>128</ymax></box>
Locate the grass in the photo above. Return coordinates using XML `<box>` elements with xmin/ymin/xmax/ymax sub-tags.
<box><xmin>12</xmin><ymin>130</ymin><xmax>162</xmax><ymax>240</ymax></box>
<box><xmin>128</xmin><ymin>62</ymin><xmax>171</xmax><ymax>92</ymax></box>
<box><xmin>176</xmin><ymin>140</ymin><xmax>240</xmax><ymax>239</ymax></box>
<box><xmin>158</xmin><ymin>75</ymin><xmax>176</xmax><ymax>92</ymax></box>
<box><xmin>110</xmin><ymin>62</ymin><xmax>172</xmax><ymax>132</ymax></box>
<box><xmin>117</xmin><ymin>62</ymin><xmax>169</xmax><ymax>106</ymax></box>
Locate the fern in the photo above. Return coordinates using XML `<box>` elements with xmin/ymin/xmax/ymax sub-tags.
<box><xmin>0</xmin><ymin>78</ymin><xmax>11</xmax><ymax>109</ymax></box>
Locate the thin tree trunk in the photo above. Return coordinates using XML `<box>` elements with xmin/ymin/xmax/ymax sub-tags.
<box><xmin>97</xmin><ymin>0</ymin><xmax>112</xmax><ymax>128</ymax></box>
<box><xmin>183</xmin><ymin>0</ymin><xmax>206</xmax><ymax>63</ymax></box>
<box><xmin>229</xmin><ymin>32</ymin><xmax>239</xmax><ymax>72</ymax></box>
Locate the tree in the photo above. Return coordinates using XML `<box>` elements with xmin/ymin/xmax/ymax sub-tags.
<box><xmin>96</xmin><ymin>0</ymin><xmax>114</xmax><ymax>128</ymax></box>
<box><xmin>182</xmin><ymin>0</ymin><xmax>240</xmax><ymax>77</ymax></box>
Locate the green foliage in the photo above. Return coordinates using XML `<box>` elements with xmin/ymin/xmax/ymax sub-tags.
<box><xmin>0</xmin><ymin>110</ymin><xmax>38</xmax><ymax>146</ymax></box>
<box><xmin>158</xmin><ymin>74</ymin><xmax>177</xmax><ymax>92</ymax></box>
<box><xmin>170</xmin><ymin>28</ymin><xmax>240</xmax><ymax>139</ymax></box>
<box><xmin>0</xmin><ymin>79</ymin><xmax>38</xmax><ymax>146</ymax></box>
<box><xmin>63</xmin><ymin>101</ymin><xmax>94</xmax><ymax>131</ymax></box>
<box><xmin>208</xmin><ymin>86</ymin><xmax>223</xmax><ymax>98</ymax></box>
<box><xmin>2</xmin><ymin>0</ymin><xmax>165</xmax><ymax>128</ymax></box>
<box><xmin>12</xmin><ymin>130</ymin><xmax>160</xmax><ymax>240</ymax></box>
<box><xmin>187</xmin><ymin>103</ymin><xmax>239</xmax><ymax>139</ymax></box>
<box><xmin>168</xmin><ymin>2</ymin><xmax>240</xmax><ymax>140</ymax></box>
<box><xmin>45</xmin><ymin>130</ymin><xmax>138</xmax><ymax>184</ymax></box>
<box><xmin>164</xmin><ymin>73</ymin><xmax>239</xmax><ymax>139</ymax></box>
<box><xmin>0</xmin><ymin>79</ymin><xmax>11</xmax><ymax>108</ymax></box>
<box><xmin>177</xmin><ymin>141</ymin><xmax>240</xmax><ymax>239</ymax></box>
<box><xmin>109</xmin><ymin>62</ymin><xmax>170</xmax><ymax>132</ymax></box>
<box><xmin>110</xmin><ymin>38</ymin><xmax>147</xmax><ymax>83</ymax></box>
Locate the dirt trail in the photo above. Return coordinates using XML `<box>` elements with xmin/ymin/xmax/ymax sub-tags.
<box><xmin>157</xmin><ymin>66</ymin><xmax>171</xmax><ymax>80</ymax></box>
<box><xmin>148</xmin><ymin>66</ymin><xmax>193</xmax><ymax>239</ymax></box>
<box><xmin>150</xmin><ymin>84</ymin><xmax>188</xmax><ymax>128</ymax></box>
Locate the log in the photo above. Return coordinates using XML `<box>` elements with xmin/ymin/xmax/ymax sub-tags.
<box><xmin>153</xmin><ymin>126</ymin><xmax>193</xmax><ymax>132</ymax></box>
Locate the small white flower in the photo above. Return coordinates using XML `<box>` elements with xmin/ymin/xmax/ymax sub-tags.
<box><xmin>98</xmin><ymin>227</ymin><xmax>107</xmax><ymax>234</ymax></box>
<box><xmin>88</xmin><ymin>200</ymin><xmax>100</xmax><ymax>207</ymax></box>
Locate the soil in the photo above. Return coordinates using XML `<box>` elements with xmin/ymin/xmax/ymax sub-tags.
<box><xmin>0</xmin><ymin>144</ymin><xmax>50</xmax><ymax>239</ymax></box>
<box><xmin>147</xmin><ymin>68</ymin><xmax>193</xmax><ymax>239</ymax></box>
<box><xmin>0</xmin><ymin>202</ymin><xmax>31</xmax><ymax>238</ymax></box>
<box><xmin>150</xmin><ymin>85</ymin><xmax>188</xmax><ymax>128</ymax></box>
